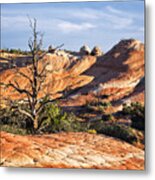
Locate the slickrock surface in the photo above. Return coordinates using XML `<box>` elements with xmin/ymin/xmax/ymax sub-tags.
<box><xmin>0</xmin><ymin>131</ymin><xmax>144</xmax><ymax>169</ymax></box>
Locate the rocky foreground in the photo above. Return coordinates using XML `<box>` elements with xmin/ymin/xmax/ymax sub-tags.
<box><xmin>0</xmin><ymin>131</ymin><xmax>144</xmax><ymax>169</ymax></box>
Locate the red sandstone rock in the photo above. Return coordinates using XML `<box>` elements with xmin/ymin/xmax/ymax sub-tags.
<box><xmin>0</xmin><ymin>131</ymin><xmax>144</xmax><ymax>169</ymax></box>
<box><xmin>0</xmin><ymin>39</ymin><xmax>144</xmax><ymax>110</ymax></box>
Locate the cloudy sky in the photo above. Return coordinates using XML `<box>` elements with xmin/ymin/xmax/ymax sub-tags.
<box><xmin>1</xmin><ymin>0</ymin><xmax>144</xmax><ymax>52</ymax></box>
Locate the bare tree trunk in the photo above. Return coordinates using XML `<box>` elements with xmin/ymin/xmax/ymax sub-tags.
<box><xmin>2</xmin><ymin>18</ymin><xmax>53</xmax><ymax>134</ymax></box>
<box><xmin>33</xmin><ymin>116</ymin><xmax>38</xmax><ymax>130</ymax></box>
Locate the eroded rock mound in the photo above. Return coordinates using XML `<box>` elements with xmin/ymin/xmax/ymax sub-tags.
<box><xmin>63</xmin><ymin>39</ymin><xmax>144</xmax><ymax>110</ymax></box>
<box><xmin>80</xmin><ymin>45</ymin><xmax>91</xmax><ymax>55</ymax></box>
<box><xmin>0</xmin><ymin>53</ymin><xmax>96</xmax><ymax>101</ymax></box>
<box><xmin>91</xmin><ymin>46</ymin><xmax>103</xmax><ymax>56</ymax></box>
<box><xmin>0</xmin><ymin>131</ymin><xmax>144</xmax><ymax>169</ymax></box>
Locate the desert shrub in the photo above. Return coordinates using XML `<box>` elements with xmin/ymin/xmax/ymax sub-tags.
<box><xmin>0</xmin><ymin>102</ymin><xmax>87</xmax><ymax>134</ymax></box>
<box><xmin>38</xmin><ymin>103</ymin><xmax>86</xmax><ymax>133</ymax></box>
<box><xmin>86</xmin><ymin>104</ymin><xmax>95</xmax><ymax>113</ymax></box>
<box><xmin>0</xmin><ymin>106</ymin><xmax>34</xmax><ymax>134</ymax></box>
<box><xmin>122</xmin><ymin>102</ymin><xmax>145</xmax><ymax>130</ymax></box>
<box><xmin>1</xmin><ymin>107</ymin><xmax>22</xmax><ymax>126</ymax></box>
<box><xmin>97</xmin><ymin>101</ymin><xmax>112</xmax><ymax>113</ymax></box>
<box><xmin>89</xmin><ymin>121</ymin><xmax>138</xmax><ymax>144</ymax></box>
<box><xmin>86</xmin><ymin>100</ymin><xmax>112</xmax><ymax>113</ymax></box>
<box><xmin>99</xmin><ymin>124</ymin><xmax>138</xmax><ymax>144</ymax></box>
<box><xmin>102</xmin><ymin>114</ymin><xmax>114</xmax><ymax>121</ymax></box>
<box><xmin>100</xmin><ymin>101</ymin><xmax>112</xmax><ymax>107</ymax></box>
<box><xmin>0</xmin><ymin>124</ymin><xmax>28</xmax><ymax>135</ymax></box>
<box><xmin>92</xmin><ymin>101</ymin><xmax>111</xmax><ymax>108</ymax></box>
<box><xmin>9</xmin><ymin>48</ymin><xmax>22</xmax><ymax>54</ymax></box>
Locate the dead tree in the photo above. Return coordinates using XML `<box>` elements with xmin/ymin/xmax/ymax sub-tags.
<box><xmin>2</xmin><ymin>18</ymin><xmax>53</xmax><ymax>132</ymax></box>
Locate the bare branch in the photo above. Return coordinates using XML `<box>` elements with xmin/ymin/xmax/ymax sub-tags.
<box><xmin>7</xmin><ymin>81</ymin><xmax>33</xmax><ymax>98</ymax></box>
<box><xmin>36</xmin><ymin>98</ymin><xmax>54</xmax><ymax>115</ymax></box>
<box><xmin>55</xmin><ymin>43</ymin><xmax>64</xmax><ymax>50</ymax></box>
<box><xmin>17</xmin><ymin>70</ymin><xmax>33</xmax><ymax>85</ymax></box>
<box><xmin>38</xmin><ymin>61</ymin><xmax>49</xmax><ymax>77</ymax></box>
<box><xmin>36</xmin><ymin>33</ymin><xmax>44</xmax><ymax>51</ymax></box>
<box><xmin>38</xmin><ymin>51</ymin><xmax>47</xmax><ymax>61</ymax></box>
<box><xmin>26</xmin><ymin>93</ymin><xmax>33</xmax><ymax>111</ymax></box>
<box><xmin>28</xmin><ymin>65</ymin><xmax>34</xmax><ymax>74</ymax></box>
<box><xmin>18</xmin><ymin>107</ymin><xmax>34</xmax><ymax>121</ymax></box>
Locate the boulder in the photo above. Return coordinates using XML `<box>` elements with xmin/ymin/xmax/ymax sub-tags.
<box><xmin>80</xmin><ymin>45</ymin><xmax>91</xmax><ymax>55</ymax></box>
<box><xmin>91</xmin><ymin>46</ymin><xmax>103</xmax><ymax>56</ymax></box>
<box><xmin>48</xmin><ymin>45</ymin><xmax>56</xmax><ymax>53</ymax></box>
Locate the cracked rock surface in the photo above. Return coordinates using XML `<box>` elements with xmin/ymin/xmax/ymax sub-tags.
<box><xmin>1</xmin><ymin>131</ymin><xmax>144</xmax><ymax>169</ymax></box>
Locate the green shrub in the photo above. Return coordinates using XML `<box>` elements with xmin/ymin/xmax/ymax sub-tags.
<box><xmin>38</xmin><ymin>103</ymin><xmax>85</xmax><ymax>133</ymax></box>
<box><xmin>0</xmin><ymin>102</ymin><xmax>87</xmax><ymax>134</ymax></box>
<box><xmin>0</xmin><ymin>107</ymin><xmax>30</xmax><ymax>128</ymax></box>
<box><xmin>102</xmin><ymin>114</ymin><xmax>114</xmax><ymax>121</ymax></box>
<box><xmin>0</xmin><ymin>124</ymin><xmax>28</xmax><ymax>135</ymax></box>
<box><xmin>100</xmin><ymin>101</ymin><xmax>112</xmax><ymax>107</ymax></box>
<box><xmin>98</xmin><ymin>101</ymin><xmax>111</xmax><ymax>112</ymax></box>
<box><xmin>85</xmin><ymin>100</ymin><xmax>112</xmax><ymax>113</ymax></box>
<box><xmin>0</xmin><ymin>106</ymin><xmax>36</xmax><ymax>134</ymax></box>
<box><xmin>99</xmin><ymin>124</ymin><xmax>138</xmax><ymax>144</ymax></box>
<box><xmin>89</xmin><ymin>121</ymin><xmax>138</xmax><ymax>144</ymax></box>
<box><xmin>122</xmin><ymin>102</ymin><xmax>145</xmax><ymax>130</ymax></box>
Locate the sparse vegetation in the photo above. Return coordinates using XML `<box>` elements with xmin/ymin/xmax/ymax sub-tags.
<box><xmin>0</xmin><ymin>105</ymin><xmax>34</xmax><ymax>134</ymax></box>
<box><xmin>0</xmin><ymin>100</ymin><xmax>144</xmax><ymax>145</ymax></box>
<box><xmin>38</xmin><ymin>102</ymin><xmax>85</xmax><ymax>133</ymax></box>
<box><xmin>0</xmin><ymin>125</ymin><xmax>28</xmax><ymax>135</ymax></box>
<box><xmin>86</xmin><ymin>100</ymin><xmax>112</xmax><ymax>113</ymax></box>
<box><xmin>89</xmin><ymin>121</ymin><xmax>138</xmax><ymax>144</ymax></box>
<box><xmin>99</xmin><ymin>124</ymin><xmax>138</xmax><ymax>144</ymax></box>
<box><xmin>102</xmin><ymin>114</ymin><xmax>114</xmax><ymax>121</ymax></box>
<box><xmin>1</xmin><ymin>48</ymin><xmax>31</xmax><ymax>55</ymax></box>
<box><xmin>0</xmin><ymin>102</ymin><xmax>86</xmax><ymax>134</ymax></box>
<box><xmin>122</xmin><ymin>102</ymin><xmax>145</xmax><ymax>130</ymax></box>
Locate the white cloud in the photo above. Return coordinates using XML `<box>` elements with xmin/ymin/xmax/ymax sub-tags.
<box><xmin>106</xmin><ymin>6</ymin><xmax>123</xmax><ymax>15</ymax></box>
<box><xmin>69</xmin><ymin>6</ymin><xmax>135</xmax><ymax>30</ymax></box>
<box><xmin>1</xmin><ymin>5</ymin><xmax>142</xmax><ymax>32</ymax></box>
<box><xmin>72</xmin><ymin>10</ymin><xmax>99</xmax><ymax>20</ymax></box>
<box><xmin>107</xmin><ymin>14</ymin><xmax>133</xmax><ymax>29</ymax></box>
<box><xmin>101</xmin><ymin>7</ymin><xmax>135</xmax><ymax>30</ymax></box>
<box><xmin>57</xmin><ymin>21</ymin><xmax>96</xmax><ymax>33</ymax></box>
<box><xmin>2</xmin><ymin>16</ymin><xmax>27</xmax><ymax>29</ymax></box>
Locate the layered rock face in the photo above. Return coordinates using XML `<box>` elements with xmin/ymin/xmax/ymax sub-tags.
<box><xmin>0</xmin><ymin>39</ymin><xmax>144</xmax><ymax>109</ymax></box>
<box><xmin>62</xmin><ymin>39</ymin><xmax>144</xmax><ymax>110</ymax></box>
<box><xmin>0</xmin><ymin>52</ymin><xmax>96</xmax><ymax>101</ymax></box>
<box><xmin>1</xmin><ymin>131</ymin><xmax>144</xmax><ymax>169</ymax></box>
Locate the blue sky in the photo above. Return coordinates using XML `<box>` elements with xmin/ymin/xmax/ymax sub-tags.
<box><xmin>1</xmin><ymin>1</ymin><xmax>145</xmax><ymax>52</ymax></box>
